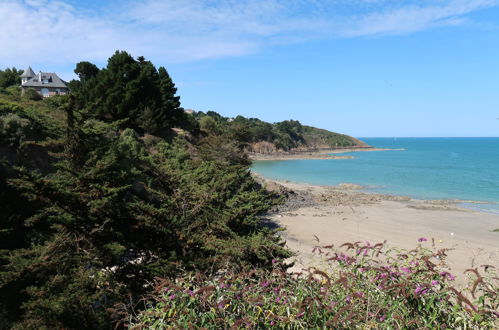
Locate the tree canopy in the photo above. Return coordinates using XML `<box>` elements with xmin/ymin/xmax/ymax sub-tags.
<box><xmin>0</xmin><ymin>67</ymin><xmax>22</xmax><ymax>89</ymax></box>
<box><xmin>72</xmin><ymin>51</ymin><xmax>188</xmax><ymax>135</ymax></box>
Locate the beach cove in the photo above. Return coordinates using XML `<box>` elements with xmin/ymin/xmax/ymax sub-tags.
<box><xmin>254</xmin><ymin>175</ymin><xmax>499</xmax><ymax>286</ymax></box>
<box><xmin>251</xmin><ymin>138</ymin><xmax>499</xmax><ymax>285</ymax></box>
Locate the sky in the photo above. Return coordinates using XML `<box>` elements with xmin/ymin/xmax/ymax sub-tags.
<box><xmin>1</xmin><ymin>0</ymin><xmax>499</xmax><ymax>137</ymax></box>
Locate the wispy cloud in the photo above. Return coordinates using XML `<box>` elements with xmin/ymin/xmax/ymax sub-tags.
<box><xmin>340</xmin><ymin>0</ymin><xmax>499</xmax><ymax>36</ymax></box>
<box><xmin>0</xmin><ymin>0</ymin><xmax>497</xmax><ymax>67</ymax></box>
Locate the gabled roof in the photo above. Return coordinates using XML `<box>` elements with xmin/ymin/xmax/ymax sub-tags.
<box><xmin>21</xmin><ymin>66</ymin><xmax>36</xmax><ymax>78</ymax></box>
<box><xmin>22</xmin><ymin>72</ymin><xmax>69</xmax><ymax>89</ymax></box>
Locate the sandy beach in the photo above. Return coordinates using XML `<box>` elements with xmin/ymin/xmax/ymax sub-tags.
<box><xmin>256</xmin><ymin>175</ymin><xmax>499</xmax><ymax>286</ymax></box>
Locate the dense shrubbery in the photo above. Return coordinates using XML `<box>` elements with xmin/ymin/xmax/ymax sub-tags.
<box><xmin>129</xmin><ymin>241</ymin><xmax>498</xmax><ymax>328</ymax></box>
<box><xmin>22</xmin><ymin>88</ymin><xmax>42</xmax><ymax>101</ymax></box>
<box><xmin>0</xmin><ymin>52</ymin><xmax>289</xmax><ymax>328</ymax></box>
<box><xmin>195</xmin><ymin>112</ymin><xmax>361</xmax><ymax>151</ymax></box>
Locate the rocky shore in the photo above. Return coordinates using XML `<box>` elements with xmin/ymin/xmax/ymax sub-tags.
<box><xmin>249</xmin><ymin>147</ymin><xmax>403</xmax><ymax>161</ymax></box>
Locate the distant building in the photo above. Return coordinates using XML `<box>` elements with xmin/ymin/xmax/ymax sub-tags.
<box><xmin>20</xmin><ymin>66</ymin><xmax>69</xmax><ymax>97</ymax></box>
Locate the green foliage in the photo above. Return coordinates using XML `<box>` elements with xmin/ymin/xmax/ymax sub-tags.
<box><xmin>22</xmin><ymin>88</ymin><xmax>42</xmax><ymax>101</ymax></box>
<box><xmin>4</xmin><ymin>85</ymin><xmax>22</xmax><ymax>99</ymax></box>
<box><xmin>199</xmin><ymin>115</ymin><xmax>220</xmax><ymax>134</ymax></box>
<box><xmin>130</xmin><ymin>242</ymin><xmax>498</xmax><ymax>328</ymax></box>
<box><xmin>74</xmin><ymin>61</ymin><xmax>100</xmax><ymax>83</ymax></box>
<box><xmin>0</xmin><ymin>57</ymin><xmax>289</xmax><ymax>327</ymax></box>
<box><xmin>0</xmin><ymin>113</ymin><xmax>34</xmax><ymax>149</ymax></box>
<box><xmin>72</xmin><ymin>51</ymin><xmax>188</xmax><ymax>135</ymax></box>
<box><xmin>194</xmin><ymin>111</ymin><xmax>362</xmax><ymax>151</ymax></box>
<box><xmin>302</xmin><ymin>125</ymin><xmax>359</xmax><ymax>147</ymax></box>
<box><xmin>1</xmin><ymin>130</ymin><xmax>284</xmax><ymax>327</ymax></box>
<box><xmin>0</xmin><ymin>99</ymin><xmax>63</xmax><ymax>143</ymax></box>
<box><xmin>0</xmin><ymin>67</ymin><xmax>22</xmax><ymax>89</ymax></box>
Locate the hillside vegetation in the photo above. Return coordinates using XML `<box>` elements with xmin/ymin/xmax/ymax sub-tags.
<box><xmin>0</xmin><ymin>57</ymin><xmax>497</xmax><ymax>329</ymax></box>
<box><xmin>0</xmin><ymin>53</ymin><xmax>289</xmax><ymax>328</ymax></box>
<box><xmin>194</xmin><ymin>111</ymin><xmax>369</xmax><ymax>153</ymax></box>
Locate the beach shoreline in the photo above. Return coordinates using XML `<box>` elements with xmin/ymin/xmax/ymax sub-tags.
<box><xmin>248</xmin><ymin>147</ymin><xmax>403</xmax><ymax>161</ymax></box>
<box><xmin>254</xmin><ymin>173</ymin><xmax>499</xmax><ymax>286</ymax></box>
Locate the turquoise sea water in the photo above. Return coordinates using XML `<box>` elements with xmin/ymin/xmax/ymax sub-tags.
<box><xmin>251</xmin><ymin>138</ymin><xmax>499</xmax><ymax>213</ymax></box>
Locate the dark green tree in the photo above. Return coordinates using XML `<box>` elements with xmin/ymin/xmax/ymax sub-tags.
<box><xmin>0</xmin><ymin>67</ymin><xmax>22</xmax><ymax>89</ymax></box>
<box><xmin>72</xmin><ymin>51</ymin><xmax>187</xmax><ymax>135</ymax></box>
<box><xmin>74</xmin><ymin>61</ymin><xmax>100</xmax><ymax>83</ymax></box>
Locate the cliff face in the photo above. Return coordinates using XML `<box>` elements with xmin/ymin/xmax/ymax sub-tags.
<box><xmin>251</xmin><ymin>141</ymin><xmax>278</xmax><ymax>154</ymax></box>
<box><xmin>248</xmin><ymin>127</ymin><xmax>370</xmax><ymax>155</ymax></box>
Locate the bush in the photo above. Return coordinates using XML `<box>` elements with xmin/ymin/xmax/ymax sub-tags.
<box><xmin>0</xmin><ymin>113</ymin><xmax>34</xmax><ymax>149</ymax></box>
<box><xmin>5</xmin><ymin>85</ymin><xmax>21</xmax><ymax>99</ymax></box>
<box><xmin>128</xmin><ymin>241</ymin><xmax>498</xmax><ymax>328</ymax></box>
<box><xmin>22</xmin><ymin>88</ymin><xmax>42</xmax><ymax>101</ymax></box>
<box><xmin>199</xmin><ymin>116</ymin><xmax>220</xmax><ymax>134</ymax></box>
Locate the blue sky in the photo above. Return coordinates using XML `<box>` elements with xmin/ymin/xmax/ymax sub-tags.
<box><xmin>1</xmin><ymin>0</ymin><xmax>499</xmax><ymax>137</ymax></box>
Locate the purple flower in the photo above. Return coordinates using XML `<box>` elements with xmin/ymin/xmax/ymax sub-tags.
<box><xmin>275</xmin><ymin>297</ymin><xmax>281</xmax><ymax>303</ymax></box>
<box><xmin>418</xmin><ymin>237</ymin><xmax>428</xmax><ymax>242</ymax></box>
<box><xmin>272</xmin><ymin>259</ymin><xmax>277</xmax><ymax>264</ymax></box>
<box><xmin>220</xmin><ymin>283</ymin><xmax>227</xmax><ymax>289</ymax></box>
<box><xmin>400</xmin><ymin>266</ymin><xmax>411</xmax><ymax>274</ymax></box>
<box><xmin>414</xmin><ymin>286</ymin><xmax>429</xmax><ymax>295</ymax></box>
<box><xmin>169</xmin><ymin>294</ymin><xmax>176</xmax><ymax>300</ymax></box>
<box><xmin>345</xmin><ymin>295</ymin><xmax>351</xmax><ymax>303</ymax></box>
<box><xmin>379</xmin><ymin>315</ymin><xmax>386</xmax><ymax>322</ymax></box>
<box><xmin>270</xmin><ymin>321</ymin><xmax>276</xmax><ymax>326</ymax></box>
<box><xmin>431</xmin><ymin>280</ymin><xmax>439</xmax><ymax>286</ymax></box>
<box><xmin>296</xmin><ymin>312</ymin><xmax>305</xmax><ymax>318</ymax></box>
<box><xmin>439</xmin><ymin>271</ymin><xmax>456</xmax><ymax>281</ymax></box>
<box><xmin>261</xmin><ymin>281</ymin><xmax>270</xmax><ymax>287</ymax></box>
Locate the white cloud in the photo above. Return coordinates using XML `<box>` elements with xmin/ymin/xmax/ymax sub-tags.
<box><xmin>0</xmin><ymin>0</ymin><xmax>497</xmax><ymax>67</ymax></box>
<box><xmin>340</xmin><ymin>0</ymin><xmax>499</xmax><ymax>36</ymax></box>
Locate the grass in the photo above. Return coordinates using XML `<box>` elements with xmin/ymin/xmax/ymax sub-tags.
<box><xmin>124</xmin><ymin>240</ymin><xmax>498</xmax><ymax>329</ymax></box>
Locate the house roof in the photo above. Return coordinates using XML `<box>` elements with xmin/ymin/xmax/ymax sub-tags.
<box><xmin>21</xmin><ymin>66</ymin><xmax>36</xmax><ymax>78</ymax></box>
<box><xmin>22</xmin><ymin>72</ymin><xmax>69</xmax><ymax>89</ymax></box>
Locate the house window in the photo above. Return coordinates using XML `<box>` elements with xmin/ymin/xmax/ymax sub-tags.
<box><xmin>41</xmin><ymin>88</ymin><xmax>49</xmax><ymax>97</ymax></box>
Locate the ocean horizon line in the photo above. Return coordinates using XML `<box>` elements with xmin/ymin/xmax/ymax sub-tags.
<box><xmin>356</xmin><ymin>136</ymin><xmax>499</xmax><ymax>139</ymax></box>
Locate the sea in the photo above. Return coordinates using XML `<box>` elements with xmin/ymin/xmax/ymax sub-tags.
<box><xmin>251</xmin><ymin>137</ymin><xmax>499</xmax><ymax>214</ymax></box>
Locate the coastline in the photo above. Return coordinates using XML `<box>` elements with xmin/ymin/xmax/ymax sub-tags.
<box><xmin>255</xmin><ymin>174</ymin><xmax>499</xmax><ymax>286</ymax></box>
<box><xmin>248</xmin><ymin>147</ymin><xmax>403</xmax><ymax>161</ymax></box>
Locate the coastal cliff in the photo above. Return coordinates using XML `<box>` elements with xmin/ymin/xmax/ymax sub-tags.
<box><xmin>191</xmin><ymin>110</ymin><xmax>371</xmax><ymax>157</ymax></box>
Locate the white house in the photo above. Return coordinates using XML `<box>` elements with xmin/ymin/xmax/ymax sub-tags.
<box><xmin>20</xmin><ymin>66</ymin><xmax>69</xmax><ymax>97</ymax></box>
